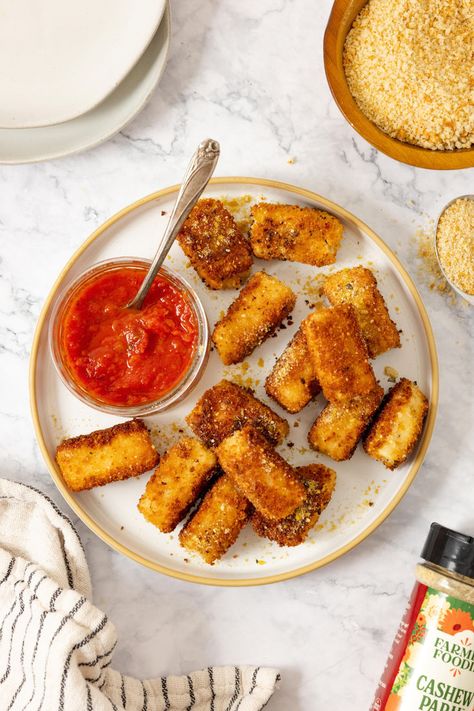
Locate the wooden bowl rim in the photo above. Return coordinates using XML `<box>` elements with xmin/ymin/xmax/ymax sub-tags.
<box><xmin>323</xmin><ymin>0</ymin><xmax>474</xmax><ymax>170</ymax></box>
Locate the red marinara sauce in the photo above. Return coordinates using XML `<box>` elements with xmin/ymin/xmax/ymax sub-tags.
<box><xmin>59</xmin><ymin>266</ymin><xmax>199</xmax><ymax>406</ymax></box>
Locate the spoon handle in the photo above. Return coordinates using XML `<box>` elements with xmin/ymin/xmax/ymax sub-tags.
<box><xmin>128</xmin><ymin>138</ymin><xmax>220</xmax><ymax>310</ymax></box>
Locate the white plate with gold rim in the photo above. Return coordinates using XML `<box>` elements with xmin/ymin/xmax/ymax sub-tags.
<box><xmin>0</xmin><ymin>4</ymin><xmax>170</xmax><ymax>164</ymax></box>
<box><xmin>0</xmin><ymin>0</ymin><xmax>166</xmax><ymax>128</ymax></box>
<box><xmin>30</xmin><ymin>178</ymin><xmax>438</xmax><ymax>586</ymax></box>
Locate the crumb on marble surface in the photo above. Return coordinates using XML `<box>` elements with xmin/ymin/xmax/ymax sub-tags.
<box><xmin>411</xmin><ymin>223</ymin><xmax>463</xmax><ymax>306</ymax></box>
<box><xmin>384</xmin><ymin>365</ymin><xmax>398</xmax><ymax>383</ymax></box>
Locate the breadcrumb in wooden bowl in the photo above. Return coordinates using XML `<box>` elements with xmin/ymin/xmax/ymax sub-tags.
<box><xmin>324</xmin><ymin>0</ymin><xmax>474</xmax><ymax>170</ymax></box>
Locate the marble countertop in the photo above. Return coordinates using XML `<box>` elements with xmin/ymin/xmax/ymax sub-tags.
<box><xmin>0</xmin><ymin>0</ymin><xmax>472</xmax><ymax>708</ymax></box>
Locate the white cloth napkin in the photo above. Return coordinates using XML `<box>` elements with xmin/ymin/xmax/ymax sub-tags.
<box><xmin>0</xmin><ymin>479</ymin><xmax>279</xmax><ymax>710</ymax></box>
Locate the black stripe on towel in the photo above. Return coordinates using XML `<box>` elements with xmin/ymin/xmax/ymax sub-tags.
<box><xmin>208</xmin><ymin>667</ymin><xmax>216</xmax><ymax>711</ymax></box>
<box><xmin>120</xmin><ymin>675</ymin><xmax>126</xmax><ymax>707</ymax></box>
<box><xmin>20</xmin><ymin>587</ymin><xmax>62</xmax><ymax>711</ymax></box>
<box><xmin>249</xmin><ymin>667</ymin><xmax>260</xmax><ymax>694</ymax></box>
<box><xmin>87</xmin><ymin>685</ymin><xmax>93</xmax><ymax>711</ymax></box>
<box><xmin>186</xmin><ymin>675</ymin><xmax>195</xmax><ymax>710</ymax></box>
<box><xmin>225</xmin><ymin>667</ymin><xmax>241</xmax><ymax>711</ymax></box>
<box><xmin>6</xmin><ymin>574</ymin><xmax>47</xmax><ymax>711</ymax></box>
<box><xmin>142</xmin><ymin>682</ymin><xmax>148</xmax><ymax>711</ymax></box>
<box><xmin>58</xmin><ymin>614</ymin><xmax>109</xmax><ymax>711</ymax></box>
<box><xmin>19</xmin><ymin>587</ymin><xmax>68</xmax><ymax>711</ymax></box>
<box><xmin>49</xmin><ymin>588</ymin><xmax>62</xmax><ymax>611</ymax></box>
<box><xmin>79</xmin><ymin>641</ymin><xmax>117</xmax><ymax>668</ymax></box>
<box><xmin>0</xmin><ymin>557</ymin><xmax>15</xmax><ymax>585</ymax></box>
<box><xmin>32</xmin><ymin>596</ymin><xmax>87</xmax><ymax>711</ymax></box>
<box><xmin>84</xmin><ymin>658</ymin><xmax>112</xmax><ymax>684</ymax></box>
<box><xmin>60</xmin><ymin>537</ymin><xmax>74</xmax><ymax>590</ymax></box>
<box><xmin>161</xmin><ymin>677</ymin><xmax>171</xmax><ymax>710</ymax></box>
<box><xmin>0</xmin><ymin>562</ymin><xmax>34</xmax><ymax>644</ymax></box>
<box><xmin>0</xmin><ymin>566</ymin><xmax>37</xmax><ymax>683</ymax></box>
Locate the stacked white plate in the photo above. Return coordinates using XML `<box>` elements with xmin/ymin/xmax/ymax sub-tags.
<box><xmin>0</xmin><ymin>0</ymin><xmax>170</xmax><ymax>163</ymax></box>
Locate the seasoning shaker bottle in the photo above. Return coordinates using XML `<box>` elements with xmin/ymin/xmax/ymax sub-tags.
<box><xmin>371</xmin><ymin>523</ymin><xmax>474</xmax><ymax>711</ymax></box>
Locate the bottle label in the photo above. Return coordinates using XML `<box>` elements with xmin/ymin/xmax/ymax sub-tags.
<box><xmin>371</xmin><ymin>583</ymin><xmax>474</xmax><ymax>711</ymax></box>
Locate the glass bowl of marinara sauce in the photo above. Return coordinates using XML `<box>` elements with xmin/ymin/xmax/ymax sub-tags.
<box><xmin>49</xmin><ymin>258</ymin><xmax>209</xmax><ymax>416</ymax></box>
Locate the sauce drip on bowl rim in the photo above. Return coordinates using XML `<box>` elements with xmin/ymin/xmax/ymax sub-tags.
<box><xmin>58</xmin><ymin>265</ymin><xmax>199</xmax><ymax>407</ymax></box>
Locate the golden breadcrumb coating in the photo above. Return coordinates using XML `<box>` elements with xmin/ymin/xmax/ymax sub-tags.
<box><xmin>265</xmin><ymin>323</ymin><xmax>321</xmax><ymax>413</ymax></box>
<box><xmin>177</xmin><ymin>198</ymin><xmax>253</xmax><ymax>289</ymax></box>
<box><xmin>179</xmin><ymin>474</ymin><xmax>251</xmax><ymax>564</ymax></box>
<box><xmin>343</xmin><ymin>0</ymin><xmax>473</xmax><ymax>151</ymax></box>
<box><xmin>216</xmin><ymin>424</ymin><xmax>305</xmax><ymax>520</ymax></box>
<box><xmin>251</xmin><ymin>464</ymin><xmax>336</xmax><ymax>546</ymax></box>
<box><xmin>250</xmin><ymin>203</ymin><xmax>343</xmax><ymax>266</ymax></box>
<box><xmin>302</xmin><ymin>304</ymin><xmax>377</xmax><ymax>402</ymax></box>
<box><xmin>436</xmin><ymin>198</ymin><xmax>474</xmax><ymax>296</ymax></box>
<box><xmin>212</xmin><ymin>271</ymin><xmax>296</xmax><ymax>365</ymax></box>
<box><xmin>323</xmin><ymin>266</ymin><xmax>400</xmax><ymax>357</ymax></box>
<box><xmin>138</xmin><ymin>437</ymin><xmax>216</xmax><ymax>533</ymax></box>
<box><xmin>186</xmin><ymin>379</ymin><xmax>288</xmax><ymax>447</ymax></box>
<box><xmin>364</xmin><ymin>378</ymin><xmax>429</xmax><ymax>470</ymax></box>
<box><xmin>308</xmin><ymin>386</ymin><xmax>384</xmax><ymax>461</ymax></box>
<box><xmin>55</xmin><ymin>419</ymin><xmax>158</xmax><ymax>492</ymax></box>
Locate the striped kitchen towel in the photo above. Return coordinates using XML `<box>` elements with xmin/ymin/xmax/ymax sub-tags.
<box><xmin>0</xmin><ymin>479</ymin><xmax>279</xmax><ymax>710</ymax></box>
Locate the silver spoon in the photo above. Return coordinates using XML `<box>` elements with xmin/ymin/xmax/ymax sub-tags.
<box><xmin>127</xmin><ymin>138</ymin><xmax>220</xmax><ymax>310</ymax></box>
<box><xmin>435</xmin><ymin>194</ymin><xmax>474</xmax><ymax>305</ymax></box>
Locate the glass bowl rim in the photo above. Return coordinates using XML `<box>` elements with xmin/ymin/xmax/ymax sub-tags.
<box><xmin>48</xmin><ymin>256</ymin><xmax>210</xmax><ymax>416</ymax></box>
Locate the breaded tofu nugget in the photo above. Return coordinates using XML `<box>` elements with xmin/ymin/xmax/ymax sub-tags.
<box><xmin>179</xmin><ymin>474</ymin><xmax>251</xmax><ymax>564</ymax></box>
<box><xmin>308</xmin><ymin>385</ymin><xmax>384</xmax><ymax>461</ymax></box>
<box><xmin>177</xmin><ymin>198</ymin><xmax>253</xmax><ymax>289</ymax></box>
<box><xmin>138</xmin><ymin>437</ymin><xmax>216</xmax><ymax>533</ymax></box>
<box><xmin>216</xmin><ymin>424</ymin><xmax>305</xmax><ymax>520</ymax></box>
<box><xmin>364</xmin><ymin>378</ymin><xmax>429</xmax><ymax>470</ymax></box>
<box><xmin>55</xmin><ymin>419</ymin><xmax>158</xmax><ymax>492</ymax></box>
<box><xmin>252</xmin><ymin>464</ymin><xmax>336</xmax><ymax>546</ymax></box>
<box><xmin>265</xmin><ymin>325</ymin><xmax>321</xmax><ymax>413</ymax></box>
<box><xmin>302</xmin><ymin>304</ymin><xmax>377</xmax><ymax>402</ymax></box>
<box><xmin>250</xmin><ymin>202</ymin><xmax>343</xmax><ymax>266</ymax></box>
<box><xmin>323</xmin><ymin>266</ymin><xmax>400</xmax><ymax>357</ymax></box>
<box><xmin>212</xmin><ymin>272</ymin><xmax>297</xmax><ymax>365</ymax></box>
<box><xmin>186</xmin><ymin>379</ymin><xmax>289</xmax><ymax>447</ymax></box>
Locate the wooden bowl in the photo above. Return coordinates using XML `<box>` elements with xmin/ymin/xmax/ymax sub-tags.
<box><xmin>324</xmin><ymin>0</ymin><xmax>474</xmax><ymax>170</ymax></box>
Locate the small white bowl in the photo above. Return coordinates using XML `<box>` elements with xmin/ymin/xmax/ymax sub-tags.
<box><xmin>435</xmin><ymin>195</ymin><xmax>474</xmax><ymax>305</ymax></box>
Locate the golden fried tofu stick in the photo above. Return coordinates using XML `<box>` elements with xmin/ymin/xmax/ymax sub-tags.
<box><xmin>179</xmin><ymin>474</ymin><xmax>251</xmax><ymax>564</ymax></box>
<box><xmin>216</xmin><ymin>424</ymin><xmax>305</xmax><ymax>520</ymax></box>
<box><xmin>251</xmin><ymin>464</ymin><xmax>336</xmax><ymax>546</ymax></box>
<box><xmin>363</xmin><ymin>378</ymin><xmax>429</xmax><ymax>470</ymax></box>
<box><xmin>250</xmin><ymin>202</ymin><xmax>343</xmax><ymax>266</ymax></box>
<box><xmin>212</xmin><ymin>271</ymin><xmax>296</xmax><ymax>365</ymax></box>
<box><xmin>186</xmin><ymin>379</ymin><xmax>289</xmax><ymax>447</ymax></box>
<box><xmin>302</xmin><ymin>304</ymin><xmax>377</xmax><ymax>402</ymax></box>
<box><xmin>55</xmin><ymin>419</ymin><xmax>158</xmax><ymax>492</ymax></box>
<box><xmin>323</xmin><ymin>266</ymin><xmax>400</xmax><ymax>358</ymax></box>
<box><xmin>265</xmin><ymin>325</ymin><xmax>321</xmax><ymax>413</ymax></box>
<box><xmin>308</xmin><ymin>386</ymin><xmax>384</xmax><ymax>461</ymax></box>
<box><xmin>177</xmin><ymin>198</ymin><xmax>253</xmax><ymax>289</ymax></box>
<box><xmin>138</xmin><ymin>437</ymin><xmax>216</xmax><ymax>533</ymax></box>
